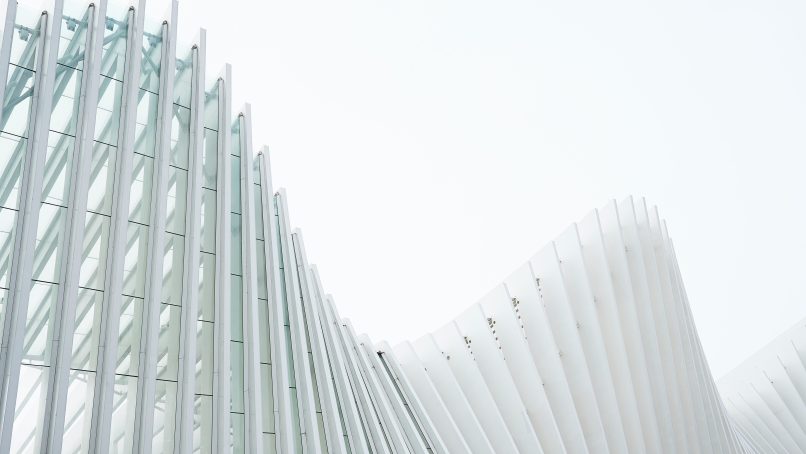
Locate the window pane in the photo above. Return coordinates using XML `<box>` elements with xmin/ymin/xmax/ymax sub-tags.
<box><xmin>87</xmin><ymin>142</ymin><xmax>116</xmax><ymax>216</ymax></box>
<box><xmin>79</xmin><ymin>212</ymin><xmax>110</xmax><ymax>291</ymax></box>
<box><xmin>230</xmin><ymin>275</ymin><xmax>243</xmax><ymax>342</ymax></box>
<box><xmin>166</xmin><ymin>166</ymin><xmax>187</xmax><ymax>235</ymax></box>
<box><xmin>9</xmin><ymin>6</ymin><xmax>41</xmax><ymax>70</ymax></box>
<box><xmin>193</xmin><ymin>395</ymin><xmax>213</xmax><ymax>454</ymax></box>
<box><xmin>140</xmin><ymin>30</ymin><xmax>162</xmax><ymax>93</ymax></box>
<box><xmin>134</xmin><ymin>89</ymin><xmax>158</xmax><ymax>157</ymax></box>
<box><xmin>129</xmin><ymin>153</ymin><xmax>154</xmax><ymax>224</ymax></box>
<box><xmin>100</xmin><ymin>15</ymin><xmax>128</xmax><ymax>80</ymax></box>
<box><xmin>230</xmin><ymin>341</ymin><xmax>244</xmax><ymax>412</ymax></box>
<box><xmin>42</xmin><ymin>131</ymin><xmax>74</xmax><ymax>207</ymax></box>
<box><xmin>62</xmin><ymin>370</ymin><xmax>95</xmax><ymax>453</ymax></box>
<box><xmin>231</xmin><ymin>214</ymin><xmax>242</xmax><ymax>275</ymax></box>
<box><xmin>173</xmin><ymin>53</ymin><xmax>192</xmax><ymax>108</ymax></box>
<box><xmin>122</xmin><ymin>222</ymin><xmax>148</xmax><ymax>298</ymax></box>
<box><xmin>23</xmin><ymin>281</ymin><xmax>57</xmax><ymax>365</ymax></box>
<box><xmin>116</xmin><ymin>296</ymin><xmax>143</xmax><ymax>376</ymax></box>
<box><xmin>162</xmin><ymin>233</ymin><xmax>184</xmax><ymax>307</ymax></box>
<box><xmin>202</xmin><ymin>129</ymin><xmax>217</xmax><ymax>189</ymax></box>
<box><xmin>0</xmin><ymin>209</ymin><xmax>15</xmax><ymax>289</ymax></box>
<box><xmin>72</xmin><ymin>287</ymin><xmax>103</xmax><ymax>371</ymax></box>
<box><xmin>50</xmin><ymin>64</ymin><xmax>82</xmax><ymax>135</ymax></box>
<box><xmin>170</xmin><ymin>104</ymin><xmax>190</xmax><ymax>169</ymax></box>
<box><xmin>94</xmin><ymin>76</ymin><xmax>123</xmax><ymax>146</ymax></box>
<box><xmin>231</xmin><ymin>156</ymin><xmax>241</xmax><ymax>213</ymax></box>
<box><xmin>256</xmin><ymin>240</ymin><xmax>267</xmax><ymax>300</ymax></box>
<box><xmin>0</xmin><ymin>132</ymin><xmax>25</xmax><ymax>210</ymax></box>
<box><xmin>109</xmin><ymin>374</ymin><xmax>138</xmax><ymax>453</ymax></box>
<box><xmin>195</xmin><ymin>320</ymin><xmax>213</xmax><ymax>395</ymax></box>
<box><xmin>33</xmin><ymin>203</ymin><xmax>66</xmax><ymax>283</ymax></box>
<box><xmin>57</xmin><ymin>6</ymin><xmax>89</xmax><ymax>70</ymax></box>
<box><xmin>198</xmin><ymin>252</ymin><xmax>215</xmax><ymax>322</ymax></box>
<box><xmin>2</xmin><ymin>65</ymin><xmax>35</xmax><ymax>137</ymax></box>
<box><xmin>156</xmin><ymin>304</ymin><xmax>180</xmax><ymax>381</ymax></box>
<box><xmin>152</xmin><ymin>380</ymin><xmax>177</xmax><ymax>453</ymax></box>
<box><xmin>10</xmin><ymin>364</ymin><xmax>47</xmax><ymax>453</ymax></box>
<box><xmin>200</xmin><ymin>188</ymin><xmax>216</xmax><ymax>253</ymax></box>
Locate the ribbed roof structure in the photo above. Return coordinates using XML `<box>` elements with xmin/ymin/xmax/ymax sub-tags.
<box><xmin>0</xmin><ymin>1</ymin><xmax>797</xmax><ymax>453</ymax></box>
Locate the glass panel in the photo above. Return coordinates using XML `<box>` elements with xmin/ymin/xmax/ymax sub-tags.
<box><xmin>122</xmin><ymin>222</ymin><xmax>148</xmax><ymax>298</ymax></box>
<box><xmin>152</xmin><ymin>380</ymin><xmax>177</xmax><ymax>453</ymax></box>
<box><xmin>253</xmin><ymin>185</ymin><xmax>264</xmax><ymax>240</ymax></box>
<box><xmin>170</xmin><ymin>104</ymin><xmax>190</xmax><ymax>169</ymax></box>
<box><xmin>128</xmin><ymin>153</ymin><xmax>154</xmax><ymax>224</ymax></box>
<box><xmin>198</xmin><ymin>252</ymin><xmax>215</xmax><ymax>322</ymax></box>
<box><xmin>9</xmin><ymin>6</ymin><xmax>42</xmax><ymax>70</ymax></box>
<box><xmin>230</xmin><ymin>341</ymin><xmax>244</xmax><ymax>412</ymax></box>
<box><xmin>0</xmin><ymin>209</ymin><xmax>15</xmax><ymax>289</ymax></box>
<box><xmin>1</xmin><ymin>66</ymin><xmax>35</xmax><ymax>137</ymax></box>
<box><xmin>230</xmin><ymin>275</ymin><xmax>243</xmax><ymax>342</ymax></box>
<box><xmin>195</xmin><ymin>320</ymin><xmax>214</xmax><ymax>395</ymax></box>
<box><xmin>258</xmin><ymin>298</ymin><xmax>270</xmax><ymax>363</ymax></box>
<box><xmin>261</xmin><ymin>363</ymin><xmax>274</xmax><ymax>432</ymax></box>
<box><xmin>100</xmin><ymin>14</ymin><xmax>128</xmax><ymax>81</ymax></box>
<box><xmin>10</xmin><ymin>364</ymin><xmax>47</xmax><ymax>453</ymax></box>
<box><xmin>94</xmin><ymin>76</ymin><xmax>123</xmax><ymax>146</ymax></box>
<box><xmin>0</xmin><ymin>132</ymin><xmax>25</xmax><ymax>210</ymax></box>
<box><xmin>72</xmin><ymin>287</ymin><xmax>103</xmax><ymax>371</ymax></box>
<box><xmin>87</xmin><ymin>142</ymin><xmax>116</xmax><ymax>216</ymax></box>
<box><xmin>230</xmin><ymin>156</ymin><xmax>241</xmax><ymax>213</ymax></box>
<box><xmin>200</xmin><ymin>188</ymin><xmax>216</xmax><ymax>254</ymax></box>
<box><xmin>42</xmin><ymin>131</ymin><xmax>74</xmax><ymax>207</ymax></box>
<box><xmin>109</xmin><ymin>374</ymin><xmax>138</xmax><ymax>453</ymax></box>
<box><xmin>156</xmin><ymin>304</ymin><xmax>180</xmax><ymax>381</ymax></box>
<box><xmin>140</xmin><ymin>29</ymin><xmax>163</xmax><ymax>93</ymax></box>
<box><xmin>230</xmin><ymin>122</ymin><xmax>241</xmax><ymax>157</ymax></box>
<box><xmin>134</xmin><ymin>89</ymin><xmax>158</xmax><ymax>157</ymax></box>
<box><xmin>230</xmin><ymin>412</ymin><xmax>245</xmax><ymax>454</ymax></box>
<box><xmin>33</xmin><ymin>203</ymin><xmax>66</xmax><ymax>283</ymax></box>
<box><xmin>231</xmin><ymin>214</ymin><xmax>242</xmax><ymax>275</ymax></box>
<box><xmin>263</xmin><ymin>433</ymin><xmax>277</xmax><ymax>454</ymax></box>
<box><xmin>58</xmin><ymin>5</ymin><xmax>90</xmax><ymax>70</ymax></box>
<box><xmin>193</xmin><ymin>395</ymin><xmax>213</xmax><ymax>454</ymax></box>
<box><xmin>202</xmin><ymin>129</ymin><xmax>217</xmax><ymax>189</ymax></box>
<box><xmin>116</xmin><ymin>296</ymin><xmax>143</xmax><ymax>376</ymax></box>
<box><xmin>203</xmin><ymin>88</ymin><xmax>219</xmax><ymax>131</ymax></box>
<box><xmin>50</xmin><ymin>64</ymin><xmax>82</xmax><ymax>135</ymax></box>
<box><xmin>62</xmin><ymin>370</ymin><xmax>95</xmax><ymax>453</ymax></box>
<box><xmin>256</xmin><ymin>240</ymin><xmax>267</xmax><ymax>300</ymax></box>
<box><xmin>162</xmin><ymin>233</ymin><xmax>184</xmax><ymax>307</ymax></box>
<box><xmin>79</xmin><ymin>212</ymin><xmax>110</xmax><ymax>291</ymax></box>
<box><xmin>23</xmin><ymin>281</ymin><xmax>57</xmax><ymax>365</ymax></box>
<box><xmin>166</xmin><ymin>166</ymin><xmax>188</xmax><ymax>235</ymax></box>
<box><xmin>173</xmin><ymin>52</ymin><xmax>192</xmax><ymax>108</ymax></box>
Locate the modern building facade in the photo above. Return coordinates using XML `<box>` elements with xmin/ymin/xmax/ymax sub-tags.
<box><xmin>0</xmin><ymin>1</ymin><xmax>796</xmax><ymax>453</ymax></box>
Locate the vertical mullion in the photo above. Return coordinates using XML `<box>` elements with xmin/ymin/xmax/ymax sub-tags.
<box><xmin>0</xmin><ymin>5</ymin><xmax>61</xmax><ymax>452</ymax></box>
<box><xmin>174</xmin><ymin>29</ymin><xmax>205</xmax><ymax>454</ymax></box>
<box><xmin>88</xmin><ymin>3</ymin><xmax>145</xmax><ymax>452</ymax></box>
<box><xmin>238</xmin><ymin>106</ymin><xmax>264</xmax><ymax>454</ymax></box>
<box><xmin>311</xmin><ymin>269</ymin><xmax>372</xmax><ymax>453</ymax></box>
<box><xmin>291</xmin><ymin>231</ymin><xmax>349</xmax><ymax>454</ymax></box>
<box><xmin>0</xmin><ymin>1</ymin><xmax>16</xmax><ymax>119</ymax></box>
<box><xmin>257</xmin><ymin>150</ymin><xmax>295</xmax><ymax>453</ymax></box>
<box><xmin>133</xmin><ymin>1</ymin><xmax>177</xmax><ymax>450</ymax></box>
<box><xmin>276</xmin><ymin>189</ymin><xmax>324</xmax><ymax>452</ymax></box>
<box><xmin>41</xmin><ymin>2</ymin><xmax>107</xmax><ymax>452</ymax></box>
<box><xmin>212</xmin><ymin>65</ymin><xmax>232</xmax><ymax>454</ymax></box>
<box><xmin>328</xmin><ymin>298</ymin><xmax>390</xmax><ymax>454</ymax></box>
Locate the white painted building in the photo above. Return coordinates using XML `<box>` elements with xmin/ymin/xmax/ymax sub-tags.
<box><xmin>0</xmin><ymin>1</ymin><xmax>795</xmax><ymax>452</ymax></box>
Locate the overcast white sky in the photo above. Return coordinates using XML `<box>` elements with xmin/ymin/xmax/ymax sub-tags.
<box><xmin>164</xmin><ymin>0</ymin><xmax>806</xmax><ymax>378</ymax></box>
